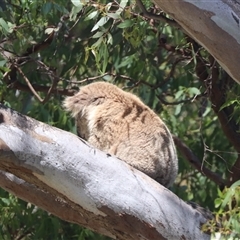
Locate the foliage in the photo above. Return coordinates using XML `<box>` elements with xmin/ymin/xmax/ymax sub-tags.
<box><xmin>0</xmin><ymin>0</ymin><xmax>240</xmax><ymax>238</ymax></box>
<box><xmin>206</xmin><ymin>181</ymin><xmax>240</xmax><ymax>239</ymax></box>
<box><xmin>0</xmin><ymin>189</ymin><xmax>108</xmax><ymax>240</ymax></box>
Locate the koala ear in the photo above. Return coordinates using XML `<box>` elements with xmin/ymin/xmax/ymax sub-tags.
<box><xmin>63</xmin><ymin>90</ymin><xmax>105</xmax><ymax>117</ymax></box>
<box><xmin>63</xmin><ymin>91</ymin><xmax>86</xmax><ymax>118</ymax></box>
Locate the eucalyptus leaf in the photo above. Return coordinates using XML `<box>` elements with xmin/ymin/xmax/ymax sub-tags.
<box><xmin>91</xmin><ymin>16</ymin><xmax>109</xmax><ymax>32</ymax></box>
<box><xmin>92</xmin><ymin>31</ymin><xmax>104</xmax><ymax>39</ymax></box>
<box><xmin>71</xmin><ymin>0</ymin><xmax>84</xmax><ymax>7</ymax></box>
<box><xmin>117</xmin><ymin>19</ymin><xmax>133</xmax><ymax>28</ymax></box>
<box><xmin>0</xmin><ymin>18</ymin><xmax>9</xmax><ymax>33</ymax></box>
<box><xmin>85</xmin><ymin>10</ymin><xmax>99</xmax><ymax>21</ymax></box>
<box><xmin>106</xmin><ymin>13</ymin><xmax>120</xmax><ymax>19</ymax></box>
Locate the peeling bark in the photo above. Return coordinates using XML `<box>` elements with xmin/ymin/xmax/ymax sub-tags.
<box><xmin>152</xmin><ymin>0</ymin><xmax>240</xmax><ymax>83</ymax></box>
<box><xmin>0</xmin><ymin>104</ymin><xmax>210</xmax><ymax>240</ymax></box>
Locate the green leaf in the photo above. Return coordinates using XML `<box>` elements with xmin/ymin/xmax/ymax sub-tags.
<box><xmin>106</xmin><ymin>13</ymin><xmax>120</xmax><ymax>19</ymax></box>
<box><xmin>1</xmin><ymin>198</ymin><xmax>10</xmax><ymax>206</ymax></box>
<box><xmin>107</xmin><ymin>33</ymin><xmax>113</xmax><ymax>45</ymax></box>
<box><xmin>92</xmin><ymin>37</ymin><xmax>103</xmax><ymax>48</ymax></box>
<box><xmin>44</xmin><ymin>27</ymin><xmax>55</xmax><ymax>35</ymax></box>
<box><xmin>175</xmin><ymin>89</ymin><xmax>184</xmax><ymax>99</ymax></box>
<box><xmin>220</xmin><ymin>99</ymin><xmax>238</xmax><ymax>111</ymax></box>
<box><xmin>105</xmin><ymin>2</ymin><xmax>113</xmax><ymax>12</ymax></box>
<box><xmin>230</xmin><ymin>180</ymin><xmax>240</xmax><ymax>188</ymax></box>
<box><xmin>0</xmin><ymin>60</ymin><xmax>7</xmax><ymax>67</ymax></box>
<box><xmin>71</xmin><ymin>0</ymin><xmax>89</xmax><ymax>7</ymax></box>
<box><xmin>188</xmin><ymin>87</ymin><xmax>201</xmax><ymax>96</ymax></box>
<box><xmin>117</xmin><ymin>19</ymin><xmax>134</xmax><ymax>28</ymax></box>
<box><xmin>42</xmin><ymin>3</ymin><xmax>52</xmax><ymax>15</ymax></box>
<box><xmin>92</xmin><ymin>31</ymin><xmax>104</xmax><ymax>38</ymax></box>
<box><xmin>71</xmin><ymin>0</ymin><xmax>83</xmax><ymax>7</ymax></box>
<box><xmin>115</xmin><ymin>0</ymin><xmax>128</xmax><ymax>14</ymax></box>
<box><xmin>214</xmin><ymin>198</ymin><xmax>222</xmax><ymax>208</ymax></box>
<box><xmin>85</xmin><ymin>10</ymin><xmax>99</xmax><ymax>21</ymax></box>
<box><xmin>175</xmin><ymin>104</ymin><xmax>182</xmax><ymax>115</ymax></box>
<box><xmin>0</xmin><ymin>18</ymin><xmax>9</xmax><ymax>33</ymax></box>
<box><xmin>70</xmin><ymin>5</ymin><xmax>83</xmax><ymax>21</ymax></box>
<box><xmin>221</xmin><ymin>188</ymin><xmax>234</xmax><ymax>208</ymax></box>
<box><xmin>101</xmin><ymin>43</ymin><xmax>109</xmax><ymax>73</ymax></box>
<box><xmin>91</xmin><ymin>16</ymin><xmax>109</xmax><ymax>32</ymax></box>
<box><xmin>119</xmin><ymin>0</ymin><xmax>128</xmax><ymax>9</ymax></box>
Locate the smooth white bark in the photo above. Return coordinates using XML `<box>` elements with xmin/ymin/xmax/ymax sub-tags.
<box><xmin>0</xmin><ymin>105</ymin><xmax>210</xmax><ymax>240</ymax></box>
<box><xmin>153</xmin><ymin>0</ymin><xmax>240</xmax><ymax>83</ymax></box>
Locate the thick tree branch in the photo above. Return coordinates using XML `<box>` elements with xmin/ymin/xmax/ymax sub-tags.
<box><xmin>152</xmin><ymin>0</ymin><xmax>240</xmax><ymax>84</ymax></box>
<box><xmin>0</xmin><ymin>170</ymin><xmax>86</xmax><ymax>228</ymax></box>
<box><xmin>0</xmin><ymin>104</ymin><xmax>210</xmax><ymax>240</ymax></box>
<box><xmin>230</xmin><ymin>155</ymin><xmax>240</xmax><ymax>184</ymax></box>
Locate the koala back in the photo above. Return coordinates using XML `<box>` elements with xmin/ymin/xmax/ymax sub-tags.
<box><xmin>63</xmin><ymin>82</ymin><xmax>178</xmax><ymax>187</ymax></box>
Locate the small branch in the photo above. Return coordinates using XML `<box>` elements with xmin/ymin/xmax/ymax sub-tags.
<box><xmin>135</xmin><ymin>0</ymin><xmax>179</xmax><ymax>28</ymax></box>
<box><xmin>157</xmin><ymin>93</ymin><xmax>205</xmax><ymax>106</ymax></box>
<box><xmin>67</xmin><ymin>72</ymin><xmax>155</xmax><ymax>88</ymax></box>
<box><xmin>6</xmin><ymin>71</ymin><xmax>153</xmax><ymax>100</ymax></box>
<box><xmin>209</xmin><ymin>58</ymin><xmax>240</xmax><ymax>152</ymax></box>
<box><xmin>41</xmin><ymin>75</ymin><xmax>59</xmax><ymax>104</ymax></box>
<box><xmin>154</xmin><ymin>57</ymin><xmax>188</xmax><ymax>89</ymax></box>
<box><xmin>14</xmin><ymin>61</ymin><xmax>60</xmax><ymax>103</ymax></box>
<box><xmin>3</xmin><ymin>30</ymin><xmax>55</xmax><ymax>85</ymax></box>
<box><xmin>208</xmin><ymin>58</ymin><xmax>240</xmax><ymax>186</ymax></box>
<box><xmin>193</xmin><ymin>46</ymin><xmax>240</xmax><ymax>186</ymax></box>
<box><xmin>229</xmin><ymin>154</ymin><xmax>240</xmax><ymax>185</ymax></box>
<box><xmin>173</xmin><ymin>136</ymin><xmax>226</xmax><ymax>188</ymax></box>
<box><xmin>158</xmin><ymin>39</ymin><xmax>191</xmax><ymax>58</ymax></box>
<box><xmin>66</xmin><ymin>72</ymin><xmax>115</xmax><ymax>84</ymax></box>
<box><xmin>9</xmin><ymin>81</ymin><xmax>76</xmax><ymax>96</ymax></box>
<box><xmin>14</xmin><ymin>64</ymin><xmax>44</xmax><ymax>102</ymax></box>
<box><xmin>22</xmin><ymin>27</ymin><xmax>55</xmax><ymax>58</ymax></box>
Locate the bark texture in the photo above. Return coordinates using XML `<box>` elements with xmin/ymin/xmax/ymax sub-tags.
<box><xmin>153</xmin><ymin>0</ymin><xmax>240</xmax><ymax>83</ymax></box>
<box><xmin>0</xmin><ymin>104</ymin><xmax>210</xmax><ymax>240</ymax></box>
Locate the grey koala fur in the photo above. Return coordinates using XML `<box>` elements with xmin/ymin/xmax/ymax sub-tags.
<box><xmin>63</xmin><ymin>81</ymin><xmax>178</xmax><ymax>187</ymax></box>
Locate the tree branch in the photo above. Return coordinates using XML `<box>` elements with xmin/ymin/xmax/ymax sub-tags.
<box><xmin>210</xmin><ymin>57</ymin><xmax>240</xmax><ymax>145</ymax></box>
<box><xmin>173</xmin><ymin>136</ymin><xmax>226</xmax><ymax>188</ymax></box>
<box><xmin>8</xmin><ymin>81</ymin><xmax>76</xmax><ymax>96</ymax></box>
<box><xmin>195</xmin><ymin>54</ymin><xmax>240</xmax><ymax>185</ymax></box>
<box><xmin>13</xmin><ymin>64</ymin><xmax>44</xmax><ymax>102</ymax></box>
<box><xmin>0</xmin><ymin>170</ymin><xmax>85</xmax><ymax>227</ymax></box>
<box><xmin>152</xmin><ymin>0</ymin><xmax>240</xmax><ymax>84</ymax></box>
<box><xmin>0</xmin><ymin>104</ymin><xmax>210</xmax><ymax>240</ymax></box>
<box><xmin>135</xmin><ymin>0</ymin><xmax>179</xmax><ymax>28</ymax></box>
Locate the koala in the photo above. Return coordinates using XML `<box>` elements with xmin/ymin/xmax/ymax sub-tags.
<box><xmin>63</xmin><ymin>81</ymin><xmax>178</xmax><ymax>187</ymax></box>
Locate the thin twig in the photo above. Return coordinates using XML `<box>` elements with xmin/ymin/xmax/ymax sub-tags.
<box><xmin>173</xmin><ymin>135</ymin><xmax>226</xmax><ymax>188</ymax></box>
<box><xmin>42</xmin><ymin>75</ymin><xmax>59</xmax><ymax>104</ymax></box>
<box><xmin>66</xmin><ymin>72</ymin><xmax>114</xmax><ymax>84</ymax></box>
<box><xmin>67</xmin><ymin>72</ymin><xmax>155</xmax><ymax>88</ymax></box>
<box><xmin>10</xmin><ymin>81</ymin><xmax>76</xmax><ymax>96</ymax></box>
<box><xmin>14</xmin><ymin>64</ymin><xmax>44</xmax><ymax>102</ymax></box>
<box><xmin>157</xmin><ymin>93</ymin><xmax>205</xmax><ymax>106</ymax></box>
<box><xmin>155</xmin><ymin>58</ymin><xmax>187</xmax><ymax>89</ymax></box>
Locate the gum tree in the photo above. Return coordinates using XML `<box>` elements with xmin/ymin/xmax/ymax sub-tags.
<box><xmin>0</xmin><ymin>0</ymin><xmax>239</xmax><ymax>239</ymax></box>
